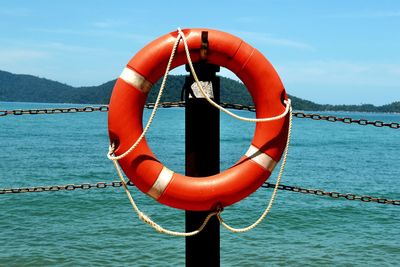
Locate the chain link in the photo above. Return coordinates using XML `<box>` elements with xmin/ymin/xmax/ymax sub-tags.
<box><xmin>291</xmin><ymin>112</ymin><xmax>400</xmax><ymax>129</ymax></box>
<box><xmin>262</xmin><ymin>182</ymin><xmax>400</xmax><ymax>205</ymax></box>
<box><xmin>1</xmin><ymin>101</ymin><xmax>398</xmax><ymax>129</ymax></box>
<box><xmin>145</xmin><ymin>101</ymin><xmax>186</xmax><ymax>109</ymax></box>
<box><xmin>1</xmin><ymin>180</ymin><xmax>398</xmax><ymax>205</ymax></box>
<box><xmin>0</xmin><ymin>105</ymin><xmax>109</xmax><ymax>116</ymax></box>
<box><xmin>0</xmin><ymin>181</ymin><xmax>125</xmax><ymax>194</ymax></box>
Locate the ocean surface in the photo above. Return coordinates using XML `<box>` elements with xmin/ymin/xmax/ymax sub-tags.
<box><xmin>1</xmin><ymin>101</ymin><xmax>399</xmax><ymax>267</ymax></box>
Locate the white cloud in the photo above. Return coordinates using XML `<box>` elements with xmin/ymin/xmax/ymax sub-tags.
<box><xmin>276</xmin><ymin>60</ymin><xmax>400</xmax><ymax>87</ymax></box>
<box><xmin>232</xmin><ymin>31</ymin><xmax>313</xmax><ymax>50</ymax></box>
<box><xmin>235</xmin><ymin>17</ymin><xmax>263</xmax><ymax>24</ymax></box>
<box><xmin>367</xmin><ymin>11</ymin><xmax>400</xmax><ymax>18</ymax></box>
<box><xmin>38</xmin><ymin>42</ymin><xmax>105</xmax><ymax>53</ymax></box>
<box><xmin>327</xmin><ymin>11</ymin><xmax>400</xmax><ymax>19</ymax></box>
<box><xmin>91</xmin><ymin>19</ymin><xmax>126</xmax><ymax>29</ymax></box>
<box><xmin>387</xmin><ymin>65</ymin><xmax>400</xmax><ymax>75</ymax></box>
<box><xmin>30</xmin><ymin>27</ymin><xmax>151</xmax><ymax>44</ymax></box>
<box><xmin>0</xmin><ymin>38</ymin><xmax>106</xmax><ymax>58</ymax></box>
<box><xmin>0</xmin><ymin>7</ymin><xmax>32</xmax><ymax>17</ymax></box>
<box><xmin>0</xmin><ymin>48</ymin><xmax>49</xmax><ymax>64</ymax></box>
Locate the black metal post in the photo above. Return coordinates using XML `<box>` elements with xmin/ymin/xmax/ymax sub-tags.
<box><xmin>185</xmin><ymin>62</ymin><xmax>220</xmax><ymax>267</ymax></box>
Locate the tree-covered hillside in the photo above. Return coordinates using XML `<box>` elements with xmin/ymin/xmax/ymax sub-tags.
<box><xmin>1</xmin><ymin>70</ymin><xmax>399</xmax><ymax>112</ymax></box>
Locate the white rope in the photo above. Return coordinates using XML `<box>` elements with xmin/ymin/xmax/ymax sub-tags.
<box><xmin>217</xmin><ymin>108</ymin><xmax>293</xmax><ymax>232</ymax></box>
<box><xmin>110</xmin><ymin>156</ymin><xmax>218</xmax><ymax>237</ymax></box>
<box><xmin>107</xmin><ymin>29</ymin><xmax>181</xmax><ymax>161</ymax></box>
<box><xmin>177</xmin><ymin>28</ymin><xmax>291</xmax><ymax>122</ymax></box>
<box><xmin>107</xmin><ymin>27</ymin><xmax>293</xmax><ymax>236</ymax></box>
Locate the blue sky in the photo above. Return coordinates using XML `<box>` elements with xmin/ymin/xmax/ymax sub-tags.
<box><xmin>1</xmin><ymin>0</ymin><xmax>399</xmax><ymax>105</ymax></box>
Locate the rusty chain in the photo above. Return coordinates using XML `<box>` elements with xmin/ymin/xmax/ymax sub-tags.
<box><xmin>0</xmin><ymin>181</ymin><xmax>123</xmax><ymax>194</ymax></box>
<box><xmin>0</xmin><ymin>105</ymin><xmax>109</xmax><ymax>116</ymax></box>
<box><xmin>1</xmin><ymin>101</ymin><xmax>399</xmax><ymax>129</ymax></box>
<box><xmin>0</xmin><ymin>102</ymin><xmax>186</xmax><ymax>116</ymax></box>
<box><xmin>1</xmin><ymin>180</ymin><xmax>398</xmax><ymax>205</ymax></box>
<box><xmin>291</xmin><ymin>112</ymin><xmax>400</xmax><ymax>129</ymax></box>
<box><xmin>262</xmin><ymin>183</ymin><xmax>399</xmax><ymax>205</ymax></box>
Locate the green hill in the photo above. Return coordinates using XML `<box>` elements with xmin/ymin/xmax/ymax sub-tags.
<box><xmin>0</xmin><ymin>70</ymin><xmax>398</xmax><ymax>112</ymax></box>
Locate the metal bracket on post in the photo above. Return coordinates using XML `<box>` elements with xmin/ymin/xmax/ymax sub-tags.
<box><xmin>200</xmin><ymin>31</ymin><xmax>208</xmax><ymax>60</ymax></box>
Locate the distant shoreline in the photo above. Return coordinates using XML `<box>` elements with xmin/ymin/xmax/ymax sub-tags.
<box><xmin>2</xmin><ymin>100</ymin><xmax>400</xmax><ymax>115</ymax></box>
<box><xmin>1</xmin><ymin>69</ymin><xmax>399</xmax><ymax>113</ymax></box>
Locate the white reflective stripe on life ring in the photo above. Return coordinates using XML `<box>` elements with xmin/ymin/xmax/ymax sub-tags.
<box><xmin>147</xmin><ymin>166</ymin><xmax>174</xmax><ymax>199</ymax></box>
<box><xmin>245</xmin><ymin>145</ymin><xmax>277</xmax><ymax>172</ymax></box>
<box><xmin>120</xmin><ymin>67</ymin><xmax>153</xmax><ymax>93</ymax></box>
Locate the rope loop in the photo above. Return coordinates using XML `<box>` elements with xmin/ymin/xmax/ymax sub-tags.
<box><xmin>110</xmin><ymin>158</ymin><xmax>219</xmax><ymax>237</ymax></box>
<box><xmin>217</xmin><ymin>109</ymin><xmax>292</xmax><ymax>233</ymax></box>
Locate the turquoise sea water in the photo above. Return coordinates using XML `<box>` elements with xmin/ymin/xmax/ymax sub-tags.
<box><xmin>1</xmin><ymin>101</ymin><xmax>399</xmax><ymax>266</ymax></box>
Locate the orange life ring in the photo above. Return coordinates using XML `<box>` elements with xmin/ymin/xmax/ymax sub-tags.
<box><xmin>108</xmin><ymin>28</ymin><xmax>289</xmax><ymax>211</ymax></box>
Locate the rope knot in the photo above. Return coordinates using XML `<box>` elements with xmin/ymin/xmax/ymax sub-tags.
<box><xmin>107</xmin><ymin>143</ymin><xmax>116</xmax><ymax>160</ymax></box>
